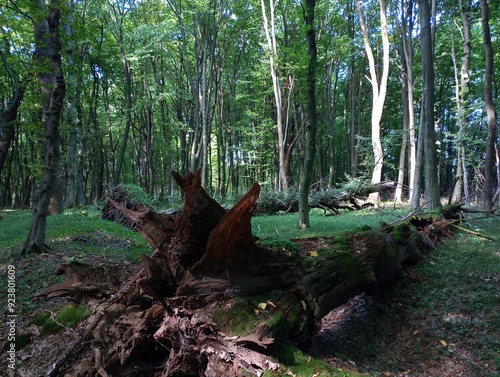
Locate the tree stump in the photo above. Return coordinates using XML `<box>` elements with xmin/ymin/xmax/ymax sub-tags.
<box><xmin>41</xmin><ymin>170</ymin><xmax>434</xmax><ymax>376</ymax></box>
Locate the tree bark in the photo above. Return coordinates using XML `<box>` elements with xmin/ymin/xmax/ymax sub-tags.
<box><xmin>261</xmin><ymin>0</ymin><xmax>288</xmax><ymax>190</ymax></box>
<box><xmin>417</xmin><ymin>0</ymin><xmax>441</xmax><ymax>211</ymax></box>
<box><xmin>356</xmin><ymin>0</ymin><xmax>390</xmax><ymax>207</ymax></box>
<box><xmin>480</xmin><ymin>0</ymin><xmax>497</xmax><ymax>212</ymax></box>
<box><xmin>0</xmin><ymin>81</ymin><xmax>25</xmax><ymax>178</ymax></box>
<box><xmin>22</xmin><ymin>0</ymin><xmax>66</xmax><ymax>255</ymax></box>
<box><xmin>298</xmin><ymin>0</ymin><xmax>317</xmax><ymax>229</ymax></box>
<box><xmin>452</xmin><ymin>0</ymin><xmax>472</xmax><ymax>206</ymax></box>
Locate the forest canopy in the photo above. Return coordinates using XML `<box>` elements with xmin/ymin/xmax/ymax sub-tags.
<box><xmin>0</xmin><ymin>0</ymin><xmax>499</xmax><ymax>213</ymax></box>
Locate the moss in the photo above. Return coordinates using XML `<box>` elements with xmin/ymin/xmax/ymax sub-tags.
<box><xmin>30</xmin><ymin>305</ymin><xmax>90</xmax><ymax>336</ymax></box>
<box><xmin>29</xmin><ymin>312</ymin><xmax>51</xmax><ymax>326</ymax></box>
<box><xmin>271</xmin><ymin>345</ymin><xmax>358</xmax><ymax>376</ymax></box>
<box><xmin>15</xmin><ymin>333</ymin><xmax>33</xmax><ymax>349</ymax></box>
<box><xmin>212</xmin><ymin>300</ymin><xmax>256</xmax><ymax>336</ymax></box>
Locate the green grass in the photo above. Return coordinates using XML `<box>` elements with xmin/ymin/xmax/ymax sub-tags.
<box><xmin>0</xmin><ymin>207</ymin><xmax>151</xmax><ymax>261</ymax></box>
<box><xmin>0</xmin><ymin>207</ymin><xmax>151</xmax><ymax>314</ymax></box>
<box><xmin>252</xmin><ymin>207</ymin><xmax>406</xmax><ymax>241</ymax></box>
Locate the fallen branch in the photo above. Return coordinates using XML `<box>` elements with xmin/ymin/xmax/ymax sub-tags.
<box><xmin>449</xmin><ymin>223</ymin><xmax>495</xmax><ymax>241</ymax></box>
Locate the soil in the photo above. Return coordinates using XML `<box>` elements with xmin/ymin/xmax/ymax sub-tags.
<box><xmin>1</xmin><ymin>236</ymin><xmax>496</xmax><ymax>376</ymax></box>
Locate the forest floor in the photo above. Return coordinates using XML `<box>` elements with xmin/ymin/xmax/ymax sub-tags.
<box><xmin>0</xmin><ymin>208</ymin><xmax>499</xmax><ymax>376</ymax></box>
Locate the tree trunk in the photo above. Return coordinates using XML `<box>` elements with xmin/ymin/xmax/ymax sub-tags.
<box><xmin>298</xmin><ymin>0</ymin><xmax>317</xmax><ymax>229</ymax></box>
<box><xmin>480</xmin><ymin>0</ymin><xmax>497</xmax><ymax>212</ymax></box>
<box><xmin>0</xmin><ymin>84</ymin><xmax>25</xmax><ymax>178</ymax></box>
<box><xmin>398</xmin><ymin>0</ymin><xmax>416</xmax><ymax>203</ymax></box>
<box><xmin>39</xmin><ymin>170</ymin><xmax>440</xmax><ymax>376</ymax></box>
<box><xmin>261</xmin><ymin>0</ymin><xmax>288</xmax><ymax>190</ymax></box>
<box><xmin>22</xmin><ymin>1</ymin><xmax>66</xmax><ymax>255</ymax></box>
<box><xmin>418</xmin><ymin>0</ymin><xmax>441</xmax><ymax>211</ymax></box>
<box><xmin>452</xmin><ymin>0</ymin><xmax>472</xmax><ymax>206</ymax></box>
<box><xmin>357</xmin><ymin>0</ymin><xmax>390</xmax><ymax>207</ymax></box>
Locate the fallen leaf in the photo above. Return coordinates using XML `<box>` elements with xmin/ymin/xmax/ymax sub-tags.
<box><xmin>258</xmin><ymin>302</ymin><xmax>267</xmax><ymax>310</ymax></box>
<box><xmin>254</xmin><ymin>309</ymin><xmax>260</xmax><ymax>315</ymax></box>
<box><xmin>440</xmin><ymin>339</ymin><xmax>447</xmax><ymax>347</ymax></box>
<box><xmin>267</xmin><ymin>300</ymin><xmax>277</xmax><ymax>308</ymax></box>
<box><xmin>412</xmin><ymin>330</ymin><xmax>419</xmax><ymax>336</ymax></box>
<box><xmin>307</xmin><ymin>356</ymin><xmax>311</xmax><ymax>363</ymax></box>
<box><xmin>309</xmin><ymin>251</ymin><xmax>318</xmax><ymax>257</ymax></box>
<box><xmin>301</xmin><ymin>300</ymin><xmax>307</xmax><ymax>311</ymax></box>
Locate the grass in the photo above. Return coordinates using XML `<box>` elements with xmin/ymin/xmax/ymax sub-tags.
<box><xmin>0</xmin><ymin>207</ymin><xmax>151</xmax><ymax>261</ymax></box>
<box><xmin>0</xmin><ymin>207</ymin><xmax>151</xmax><ymax>315</ymax></box>
<box><xmin>252</xmin><ymin>207</ymin><xmax>406</xmax><ymax>240</ymax></box>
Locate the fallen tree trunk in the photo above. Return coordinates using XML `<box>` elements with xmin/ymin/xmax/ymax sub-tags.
<box><xmin>38</xmin><ymin>171</ymin><xmax>443</xmax><ymax>376</ymax></box>
<box><xmin>256</xmin><ymin>180</ymin><xmax>396</xmax><ymax>215</ymax></box>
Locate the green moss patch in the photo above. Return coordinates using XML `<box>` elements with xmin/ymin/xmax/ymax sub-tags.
<box><xmin>29</xmin><ymin>305</ymin><xmax>90</xmax><ymax>335</ymax></box>
<box><xmin>269</xmin><ymin>345</ymin><xmax>365</xmax><ymax>377</ymax></box>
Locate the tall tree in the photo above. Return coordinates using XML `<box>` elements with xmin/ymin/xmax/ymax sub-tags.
<box><xmin>480</xmin><ymin>0</ymin><xmax>497</xmax><ymax>211</ymax></box>
<box><xmin>297</xmin><ymin>0</ymin><xmax>317</xmax><ymax>229</ymax></box>
<box><xmin>261</xmin><ymin>0</ymin><xmax>288</xmax><ymax>190</ymax></box>
<box><xmin>107</xmin><ymin>0</ymin><xmax>135</xmax><ymax>186</ymax></box>
<box><xmin>451</xmin><ymin>0</ymin><xmax>472</xmax><ymax>206</ymax></box>
<box><xmin>411</xmin><ymin>0</ymin><xmax>440</xmax><ymax>210</ymax></box>
<box><xmin>0</xmin><ymin>48</ymin><xmax>26</xmax><ymax>178</ymax></box>
<box><xmin>356</xmin><ymin>0</ymin><xmax>390</xmax><ymax>206</ymax></box>
<box><xmin>395</xmin><ymin>0</ymin><xmax>416</xmax><ymax>203</ymax></box>
<box><xmin>23</xmin><ymin>0</ymin><xmax>66</xmax><ymax>254</ymax></box>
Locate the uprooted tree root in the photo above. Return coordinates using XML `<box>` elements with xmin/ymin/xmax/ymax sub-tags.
<box><xmin>26</xmin><ymin>171</ymin><xmax>483</xmax><ymax>377</ymax></box>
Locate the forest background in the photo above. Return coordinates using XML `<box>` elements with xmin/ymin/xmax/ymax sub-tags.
<box><xmin>0</xmin><ymin>0</ymin><xmax>499</xmax><ymax>248</ymax></box>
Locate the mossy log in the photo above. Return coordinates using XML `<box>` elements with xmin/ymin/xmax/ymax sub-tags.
<box><xmin>42</xmin><ymin>171</ymin><xmax>437</xmax><ymax>377</ymax></box>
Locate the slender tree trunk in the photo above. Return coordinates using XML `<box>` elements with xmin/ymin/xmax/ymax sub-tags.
<box><xmin>298</xmin><ymin>0</ymin><xmax>317</xmax><ymax>229</ymax></box>
<box><xmin>418</xmin><ymin>0</ymin><xmax>441</xmax><ymax>210</ymax></box>
<box><xmin>480</xmin><ymin>0</ymin><xmax>497</xmax><ymax>211</ymax></box>
<box><xmin>411</xmin><ymin>107</ymin><xmax>424</xmax><ymax>209</ymax></box>
<box><xmin>0</xmin><ymin>83</ymin><xmax>25</xmax><ymax>178</ymax></box>
<box><xmin>399</xmin><ymin>0</ymin><xmax>416</xmax><ymax>202</ymax></box>
<box><xmin>356</xmin><ymin>0</ymin><xmax>390</xmax><ymax>206</ymax></box>
<box><xmin>114</xmin><ymin>56</ymin><xmax>133</xmax><ymax>186</ymax></box>
<box><xmin>326</xmin><ymin>57</ymin><xmax>340</xmax><ymax>189</ymax></box>
<box><xmin>451</xmin><ymin>0</ymin><xmax>472</xmax><ymax>206</ymax></box>
<box><xmin>65</xmin><ymin>1</ymin><xmax>77</xmax><ymax>207</ymax></box>
<box><xmin>23</xmin><ymin>0</ymin><xmax>66</xmax><ymax>254</ymax></box>
<box><xmin>261</xmin><ymin>0</ymin><xmax>288</xmax><ymax>190</ymax></box>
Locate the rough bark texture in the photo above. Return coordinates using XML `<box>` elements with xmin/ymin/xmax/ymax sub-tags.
<box><xmin>36</xmin><ymin>170</ymin><xmax>447</xmax><ymax>377</ymax></box>
<box><xmin>22</xmin><ymin>4</ymin><xmax>66</xmax><ymax>254</ymax></box>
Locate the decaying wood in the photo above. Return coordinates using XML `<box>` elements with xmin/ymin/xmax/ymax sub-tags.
<box><xmin>37</xmin><ymin>170</ymin><xmax>458</xmax><ymax>376</ymax></box>
<box><xmin>34</xmin><ymin>261</ymin><xmax>123</xmax><ymax>299</ymax></box>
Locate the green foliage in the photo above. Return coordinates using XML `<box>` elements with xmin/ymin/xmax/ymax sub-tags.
<box><xmin>108</xmin><ymin>184</ymin><xmax>158</xmax><ymax>209</ymax></box>
<box><xmin>29</xmin><ymin>305</ymin><xmax>90</xmax><ymax>335</ymax></box>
